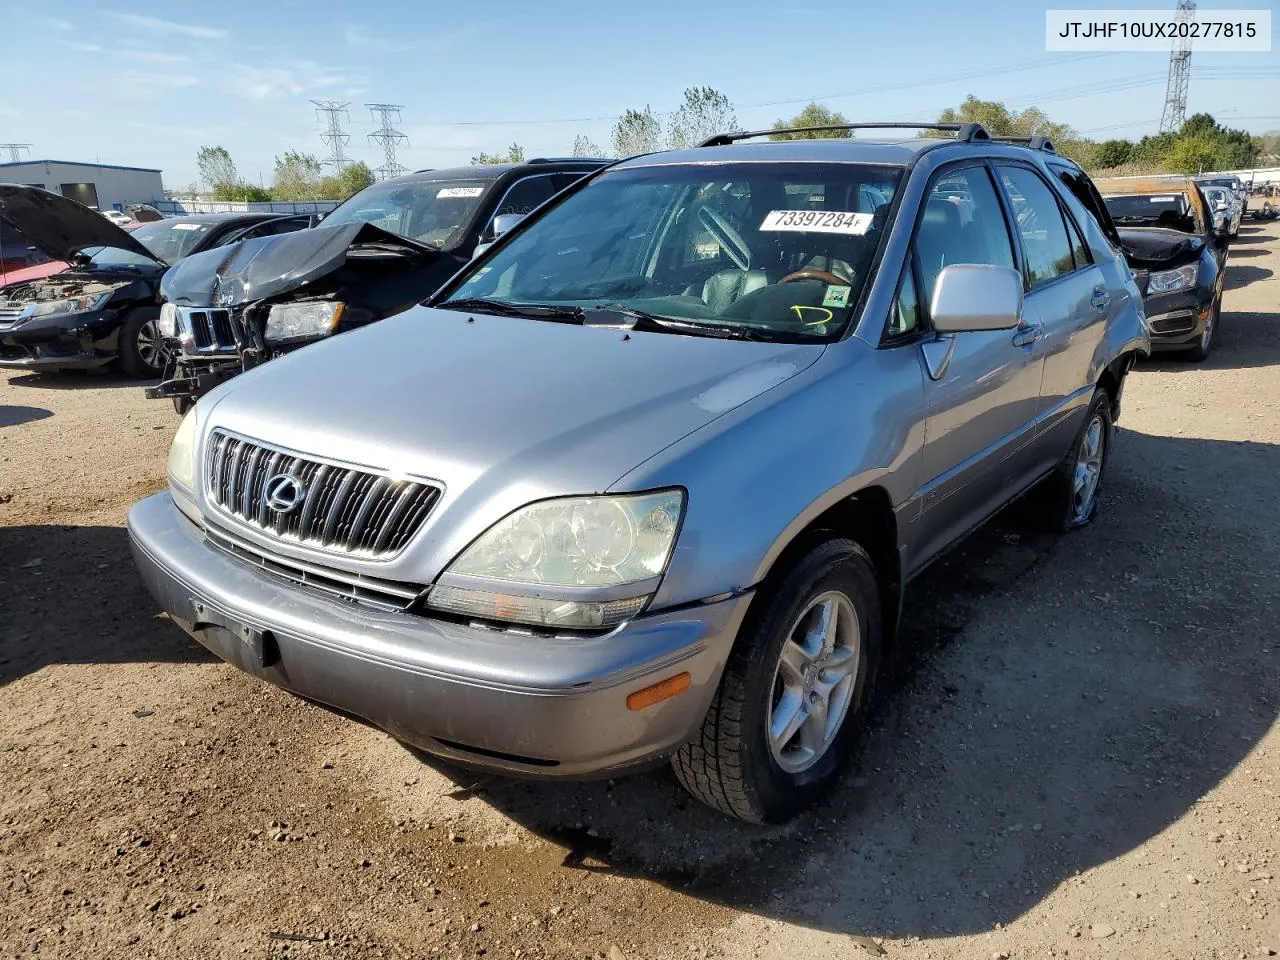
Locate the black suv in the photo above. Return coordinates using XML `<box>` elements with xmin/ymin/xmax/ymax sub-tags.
<box><xmin>149</xmin><ymin>158</ymin><xmax>607</xmax><ymax>411</ymax></box>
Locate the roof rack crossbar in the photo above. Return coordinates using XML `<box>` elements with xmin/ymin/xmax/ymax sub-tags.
<box><xmin>989</xmin><ymin>135</ymin><xmax>1058</xmax><ymax>153</ymax></box>
<box><xmin>698</xmin><ymin>122</ymin><xmax>991</xmax><ymax>148</ymax></box>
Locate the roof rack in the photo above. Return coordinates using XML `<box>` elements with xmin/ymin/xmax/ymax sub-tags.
<box><xmin>990</xmin><ymin>135</ymin><xmax>1058</xmax><ymax>154</ymax></box>
<box><xmin>697</xmin><ymin>122</ymin><xmax>991</xmax><ymax>148</ymax></box>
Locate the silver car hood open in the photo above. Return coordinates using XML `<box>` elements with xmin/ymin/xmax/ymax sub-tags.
<box><xmin>201</xmin><ymin>305</ymin><xmax>823</xmax><ymax>575</ymax></box>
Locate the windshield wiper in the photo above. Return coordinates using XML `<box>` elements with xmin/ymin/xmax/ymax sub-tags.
<box><xmin>592</xmin><ymin>304</ymin><xmax>770</xmax><ymax>341</ymax></box>
<box><xmin>439</xmin><ymin>297</ymin><xmax>585</xmax><ymax>322</ymax></box>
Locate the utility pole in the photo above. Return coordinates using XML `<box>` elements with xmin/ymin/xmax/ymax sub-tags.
<box><xmin>0</xmin><ymin>143</ymin><xmax>32</xmax><ymax>161</ymax></box>
<box><xmin>312</xmin><ymin>100</ymin><xmax>351</xmax><ymax>172</ymax></box>
<box><xmin>1159</xmin><ymin>0</ymin><xmax>1195</xmax><ymax>134</ymax></box>
<box><xmin>366</xmin><ymin>104</ymin><xmax>409</xmax><ymax>180</ymax></box>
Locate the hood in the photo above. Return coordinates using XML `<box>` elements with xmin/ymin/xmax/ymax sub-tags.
<box><xmin>160</xmin><ymin>221</ymin><xmax>437</xmax><ymax>307</ymax></box>
<box><xmin>204</xmin><ymin>306</ymin><xmax>823</xmax><ymax>566</ymax></box>
<box><xmin>1116</xmin><ymin>227</ymin><xmax>1204</xmax><ymax>269</ymax></box>
<box><xmin>0</xmin><ymin>183</ymin><xmax>165</xmax><ymax>265</ymax></box>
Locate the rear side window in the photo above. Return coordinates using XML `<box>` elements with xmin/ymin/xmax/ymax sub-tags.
<box><xmin>1049</xmin><ymin>163</ymin><xmax>1121</xmax><ymax>248</ymax></box>
<box><xmin>913</xmin><ymin>166</ymin><xmax>1015</xmax><ymax>305</ymax></box>
<box><xmin>1064</xmin><ymin>213</ymin><xmax>1091</xmax><ymax>270</ymax></box>
<box><xmin>997</xmin><ymin>165</ymin><xmax>1075</xmax><ymax>287</ymax></box>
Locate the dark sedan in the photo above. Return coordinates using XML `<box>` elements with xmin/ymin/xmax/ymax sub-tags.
<box><xmin>0</xmin><ymin>186</ymin><xmax>309</xmax><ymax>377</ymax></box>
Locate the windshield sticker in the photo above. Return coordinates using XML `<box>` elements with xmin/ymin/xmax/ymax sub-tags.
<box><xmin>822</xmin><ymin>285</ymin><xmax>851</xmax><ymax>308</ymax></box>
<box><xmin>760</xmin><ymin>210</ymin><xmax>873</xmax><ymax>235</ymax></box>
<box><xmin>1148</xmin><ymin>196</ymin><xmax>1178</xmax><ymax>202</ymax></box>
<box><xmin>171</xmin><ymin>223</ymin><xmax>203</xmax><ymax>230</ymax></box>
<box><xmin>437</xmin><ymin>186</ymin><xmax>484</xmax><ymax>199</ymax></box>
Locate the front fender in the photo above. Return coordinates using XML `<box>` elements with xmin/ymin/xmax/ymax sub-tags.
<box><xmin>612</xmin><ymin>341</ymin><xmax>927</xmax><ymax>610</ymax></box>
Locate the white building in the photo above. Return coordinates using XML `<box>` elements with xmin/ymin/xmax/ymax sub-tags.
<box><xmin>0</xmin><ymin>159</ymin><xmax>165</xmax><ymax>212</ymax></box>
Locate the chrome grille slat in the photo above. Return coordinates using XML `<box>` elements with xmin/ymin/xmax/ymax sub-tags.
<box><xmin>204</xmin><ymin>430</ymin><xmax>441</xmax><ymax>559</ymax></box>
<box><xmin>178</xmin><ymin>306</ymin><xmax>238</xmax><ymax>353</ymax></box>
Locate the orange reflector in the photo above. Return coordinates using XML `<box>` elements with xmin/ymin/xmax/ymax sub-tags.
<box><xmin>626</xmin><ymin>672</ymin><xmax>691</xmax><ymax>711</ymax></box>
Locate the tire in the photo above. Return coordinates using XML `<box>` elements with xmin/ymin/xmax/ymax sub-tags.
<box><xmin>172</xmin><ymin>396</ymin><xmax>193</xmax><ymax>416</ymax></box>
<box><xmin>1185</xmin><ymin>297</ymin><xmax>1219</xmax><ymax>363</ymax></box>
<box><xmin>117</xmin><ymin>308</ymin><xmax>166</xmax><ymax>379</ymax></box>
<box><xmin>1038</xmin><ymin>389</ymin><xmax>1113</xmax><ymax>534</ymax></box>
<box><xmin>672</xmin><ymin>539</ymin><xmax>881</xmax><ymax>823</ymax></box>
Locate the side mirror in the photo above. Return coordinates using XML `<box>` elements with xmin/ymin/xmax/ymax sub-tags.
<box><xmin>930</xmin><ymin>264</ymin><xmax>1024</xmax><ymax>333</ymax></box>
<box><xmin>490</xmin><ymin>212</ymin><xmax>524</xmax><ymax>241</ymax></box>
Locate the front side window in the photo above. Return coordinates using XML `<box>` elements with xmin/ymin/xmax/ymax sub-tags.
<box><xmin>997</xmin><ymin>165</ymin><xmax>1075</xmax><ymax>287</ymax></box>
<box><xmin>913</xmin><ymin>166</ymin><xmax>1014</xmax><ymax>305</ymax></box>
<box><xmin>441</xmin><ymin>162</ymin><xmax>905</xmax><ymax>343</ymax></box>
<box><xmin>494</xmin><ymin>177</ymin><xmax>558</xmax><ymax>218</ymax></box>
<box><xmin>323</xmin><ymin>178</ymin><xmax>491</xmax><ymax>249</ymax></box>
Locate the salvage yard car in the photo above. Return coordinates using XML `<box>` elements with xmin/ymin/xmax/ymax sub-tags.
<box><xmin>1096</xmin><ymin>176</ymin><xmax>1224</xmax><ymax>361</ymax></box>
<box><xmin>147</xmin><ymin>158</ymin><xmax>606</xmax><ymax>412</ymax></box>
<box><xmin>1202</xmin><ymin>184</ymin><xmax>1243</xmax><ymax>241</ymax></box>
<box><xmin>128</xmin><ymin>123</ymin><xmax>1149</xmax><ymax>823</ymax></box>
<box><xmin>0</xmin><ymin>185</ymin><xmax>309</xmax><ymax>376</ymax></box>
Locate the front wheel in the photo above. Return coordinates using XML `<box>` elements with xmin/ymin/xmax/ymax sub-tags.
<box><xmin>1185</xmin><ymin>298</ymin><xmax>1219</xmax><ymax>363</ymax></box>
<box><xmin>117</xmin><ymin>308</ymin><xmax>167</xmax><ymax>378</ymax></box>
<box><xmin>672</xmin><ymin>539</ymin><xmax>881</xmax><ymax>823</ymax></box>
<box><xmin>1037</xmin><ymin>389</ymin><xmax>1113</xmax><ymax>533</ymax></box>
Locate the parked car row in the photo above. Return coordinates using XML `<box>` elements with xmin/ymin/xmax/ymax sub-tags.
<box><xmin>122</xmin><ymin>122</ymin><xmax>1155</xmax><ymax>823</ymax></box>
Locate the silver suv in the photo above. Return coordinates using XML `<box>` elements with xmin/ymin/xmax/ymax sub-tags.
<box><xmin>128</xmin><ymin>123</ymin><xmax>1149</xmax><ymax>823</ymax></box>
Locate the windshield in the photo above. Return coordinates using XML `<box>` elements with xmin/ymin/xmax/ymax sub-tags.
<box><xmin>1103</xmin><ymin>192</ymin><xmax>1196</xmax><ymax>232</ymax></box>
<box><xmin>128</xmin><ymin>219</ymin><xmax>214</xmax><ymax>262</ymax></box>
<box><xmin>441</xmin><ymin>162</ymin><xmax>903</xmax><ymax>342</ymax></box>
<box><xmin>1199</xmin><ymin>178</ymin><xmax>1237</xmax><ymax>190</ymax></box>
<box><xmin>322</xmin><ymin>179</ymin><xmax>489</xmax><ymax>249</ymax></box>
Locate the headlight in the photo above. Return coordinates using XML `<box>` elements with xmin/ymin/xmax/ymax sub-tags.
<box><xmin>167</xmin><ymin>407</ymin><xmax>199</xmax><ymax>493</ymax></box>
<box><xmin>157</xmin><ymin>302</ymin><xmax>178</xmax><ymax>337</ymax></box>
<box><xmin>264</xmin><ymin>301</ymin><xmax>344</xmax><ymax>343</ymax></box>
<box><xmin>1147</xmin><ymin>263</ymin><xmax>1198</xmax><ymax>294</ymax></box>
<box><xmin>428</xmin><ymin>490</ymin><xmax>685</xmax><ymax>629</ymax></box>
<box><xmin>13</xmin><ymin>291</ymin><xmax>112</xmax><ymax>325</ymax></box>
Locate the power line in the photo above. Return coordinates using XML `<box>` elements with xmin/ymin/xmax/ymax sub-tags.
<box><xmin>312</xmin><ymin>99</ymin><xmax>351</xmax><ymax>171</ymax></box>
<box><xmin>0</xmin><ymin>143</ymin><xmax>32</xmax><ymax>161</ymax></box>
<box><xmin>366</xmin><ymin>104</ymin><xmax>409</xmax><ymax>180</ymax></box>
<box><xmin>1159</xmin><ymin>0</ymin><xmax>1196</xmax><ymax>133</ymax></box>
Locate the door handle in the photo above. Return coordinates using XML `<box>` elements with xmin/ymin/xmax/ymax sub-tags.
<box><xmin>1012</xmin><ymin>325</ymin><xmax>1042</xmax><ymax>348</ymax></box>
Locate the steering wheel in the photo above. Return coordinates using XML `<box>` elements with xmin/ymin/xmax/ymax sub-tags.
<box><xmin>779</xmin><ymin>269</ymin><xmax>848</xmax><ymax>286</ymax></box>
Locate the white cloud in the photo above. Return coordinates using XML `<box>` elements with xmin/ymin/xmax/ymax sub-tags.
<box><xmin>121</xmin><ymin>49</ymin><xmax>187</xmax><ymax>64</ymax></box>
<box><xmin>107</xmin><ymin>12</ymin><xmax>227</xmax><ymax>40</ymax></box>
<box><xmin>45</xmin><ymin>17</ymin><xmax>74</xmax><ymax>30</ymax></box>
<box><xmin>61</xmin><ymin>40</ymin><xmax>103</xmax><ymax>52</ymax></box>
<box><xmin>221</xmin><ymin>61</ymin><xmax>362</xmax><ymax>101</ymax></box>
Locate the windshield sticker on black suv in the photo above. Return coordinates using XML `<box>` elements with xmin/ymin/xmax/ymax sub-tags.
<box><xmin>822</xmin><ymin>285</ymin><xmax>851</xmax><ymax>308</ymax></box>
<box><xmin>437</xmin><ymin>187</ymin><xmax>484</xmax><ymax>198</ymax></box>
<box><xmin>759</xmin><ymin>210</ymin><xmax>873</xmax><ymax>235</ymax></box>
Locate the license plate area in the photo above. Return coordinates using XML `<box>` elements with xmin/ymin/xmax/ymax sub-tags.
<box><xmin>191</xmin><ymin>600</ymin><xmax>279</xmax><ymax>668</ymax></box>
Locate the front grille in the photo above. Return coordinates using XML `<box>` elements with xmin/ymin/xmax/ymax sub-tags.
<box><xmin>0</xmin><ymin>305</ymin><xmax>26</xmax><ymax>328</ymax></box>
<box><xmin>179</xmin><ymin>307</ymin><xmax>239</xmax><ymax>353</ymax></box>
<box><xmin>205</xmin><ymin>523</ymin><xmax>423</xmax><ymax>611</ymax></box>
<box><xmin>205</xmin><ymin>430</ymin><xmax>442</xmax><ymax>558</ymax></box>
<box><xmin>1149</xmin><ymin>311</ymin><xmax>1196</xmax><ymax>335</ymax></box>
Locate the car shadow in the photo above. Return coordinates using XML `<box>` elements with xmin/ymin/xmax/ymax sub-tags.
<box><xmin>1226</xmin><ymin>246</ymin><xmax>1270</xmax><ymax>258</ymax></box>
<box><xmin>0</xmin><ymin>524</ymin><xmax>214</xmax><ymax>687</ymax></box>
<box><xmin>0</xmin><ymin>404</ymin><xmax>52</xmax><ymax>428</ymax></box>
<box><xmin>400</xmin><ymin>428</ymin><xmax>1279</xmax><ymax>941</ymax></box>
<box><xmin>4</xmin><ymin>370</ymin><xmax>157</xmax><ymax>391</ymax></box>
<box><xmin>1223</xmin><ymin>263</ymin><xmax>1273</xmax><ymax>289</ymax></box>
<box><xmin>1226</xmin><ymin>228</ymin><xmax>1271</xmax><ymax>244</ymax></box>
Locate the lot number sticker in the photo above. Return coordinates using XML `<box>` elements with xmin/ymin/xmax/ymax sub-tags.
<box><xmin>172</xmin><ymin>223</ymin><xmax>203</xmax><ymax>230</ymax></box>
<box><xmin>760</xmin><ymin>210</ymin><xmax>873</xmax><ymax>235</ymax></box>
<box><xmin>437</xmin><ymin>187</ymin><xmax>485</xmax><ymax>198</ymax></box>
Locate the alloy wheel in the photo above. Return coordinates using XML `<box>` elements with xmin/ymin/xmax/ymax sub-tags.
<box><xmin>766</xmin><ymin>590</ymin><xmax>860</xmax><ymax>774</ymax></box>
<box><xmin>136</xmin><ymin>319</ymin><xmax>165</xmax><ymax>371</ymax></box>
<box><xmin>1071</xmin><ymin>415</ymin><xmax>1106</xmax><ymax>524</ymax></box>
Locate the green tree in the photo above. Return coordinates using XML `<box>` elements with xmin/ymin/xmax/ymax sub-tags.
<box><xmin>667</xmin><ymin>86</ymin><xmax>738</xmax><ymax>149</ymax></box>
<box><xmin>271</xmin><ymin>150</ymin><xmax>323</xmax><ymax>200</ymax></box>
<box><xmin>1095</xmin><ymin>139</ymin><xmax>1134</xmax><ymax>168</ymax></box>
<box><xmin>1165</xmin><ymin>135</ymin><xmax>1225</xmax><ymax>174</ymax></box>
<box><xmin>471</xmin><ymin>143</ymin><xmax>525</xmax><ymax>165</ymax></box>
<box><xmin>612</xmin><ymin>107</ymin><xmax>663</xmax><ymax>157</ymax></box>
<box><xmin>770</xmin><ymin>103</ymin><xmax>851</xmax><ymax>139</ymax></box>
<box><xmin>572</xmin><ymin>134</ymin><xmax>605</xmax><ymax>158</ymax></box>
<box><xmin>196</xmin><ymin>145</ymin><xmax>239</xmax><ymax>195</ymax></box>
<box><xmin>318</xmin><ymin>161</ymin><xmax>375</xmax><ymax>199</ymax></box>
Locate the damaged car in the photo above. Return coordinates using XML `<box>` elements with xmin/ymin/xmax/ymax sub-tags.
<box><xmin>147</xmin><ymin>158</ymin><xmax>607</xmax><ymax>412</ymax></box>
<box><xmin>1095</xmin><ymin>177</ymin><xmax>1224</xmax><ymax>362</ymax></box>
<box><xmin>0</xmin><ymin>185</ymin><xmax>310</xmax><ymax>376</ymax></box>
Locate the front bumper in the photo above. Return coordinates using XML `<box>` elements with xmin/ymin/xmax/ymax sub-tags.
<box><xmin>1142</xmin><ymin>290</ymin><xmax>1211</xmax><ymax>351</ymax></box>
<box><xmin>127</xmin><ymin>493</ymin><xmax>748</xmax><ymax>777</ymax></box>
<box><xmin>0</xmin><ymin>315</ymin><xmax>115</xmax><ymax>369</ymax></box>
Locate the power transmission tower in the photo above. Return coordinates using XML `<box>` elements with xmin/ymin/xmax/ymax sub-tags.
<box><xmin>366</xmin><ymin>104</ymin><xmax>409</xmax><ymax>180</ymax></box>
<box><xmin>0</xmin><ymin>143</ymin><xmax>32</xmax><ymax>161</ymax></box>
<box><xmin>312</xmin><ymin>100</ymin><xmax>351</xmax><ymax>171</ymax></box>
<box><xmin>1159</xmin><ymin>0</ymin><xmax>1195</xmax><ymax>133</ymax></box>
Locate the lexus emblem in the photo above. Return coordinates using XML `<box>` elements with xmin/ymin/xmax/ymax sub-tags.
<box><xmin>263</xmin><ymin>473</ymin><xmax>306</xmax><ymax>514</ymax></box>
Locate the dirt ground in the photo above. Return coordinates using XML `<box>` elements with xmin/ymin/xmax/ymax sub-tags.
<box><xmin>2</xmin><ymin>222</ymin><xmax>1277</xmax><ymax>960</ymax></box>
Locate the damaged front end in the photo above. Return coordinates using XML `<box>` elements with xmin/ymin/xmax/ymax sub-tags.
<box><xmin>147</xmin><ymin>222</ymin><xmax>452</xmax><ymax>410</ymax></box>
<box><xmin>0</xmin><ymin>275</ymin><xmax>144</xmax><ymax>370</ymax></box>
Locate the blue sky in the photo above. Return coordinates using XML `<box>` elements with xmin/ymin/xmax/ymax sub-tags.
<box><xmin>1</xmin><ymin>0</ymin><xmax>1276</xmax><ymax>188</ymax></box>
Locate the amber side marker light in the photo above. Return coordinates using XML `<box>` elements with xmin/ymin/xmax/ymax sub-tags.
<box><xmin>626</xmin><ymin>672</ymin><xmax>692</xmax><ymax>711</ymax></box>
